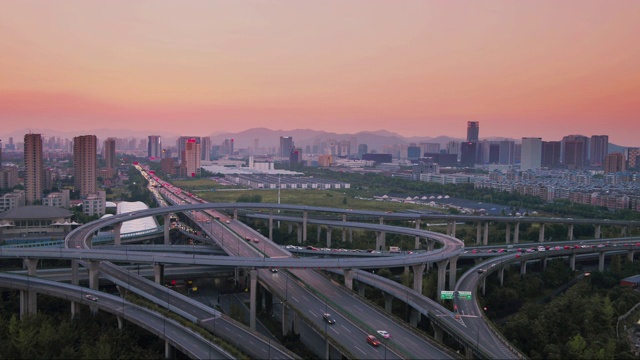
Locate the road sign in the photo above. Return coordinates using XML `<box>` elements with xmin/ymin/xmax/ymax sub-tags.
<box><xmin>458</xmin><ymin>291</ymin><xmax>472</xmax><ymax>300</ymax></box>
<box><xmin>440</xmin><ymin>290</ymin><xmax>454</xmax><ymax>300</ymax></box>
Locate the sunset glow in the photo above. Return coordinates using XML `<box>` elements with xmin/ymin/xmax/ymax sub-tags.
<box><xmin>1</xmin><ymin>1</ymin><xmax>638</xmax><ymax>144</ymax></box>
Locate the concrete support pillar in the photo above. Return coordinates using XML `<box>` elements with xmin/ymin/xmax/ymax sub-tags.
<box><xmin>302</xmin><ymin>211</ymin><xmax>308</xmax><ymax>243</ymax></box>
<box><xmin>451</xmin><ymin>221</ymin><xmax>457</xmax><ymax>237</ymax></box>
<box><xmin>595</xmin><ymin>225</ymin><xmax>602</xmax><ymax>239</ymax></box>
<box><xmin>542</xmin><ymin>256</ymin><xmax>548</xmax><ymax>271</ymax></box>
<box><xmin>539</xmin><ymin>223</ymin><xmax>545</xmax><ymax>242</ymax></box>
<box><xmin>342</xmin><ymin>214</ymin><xmax>347</xmax><ymax>242</ymax></box>
<box><xmin>599</xmin><ymin>252</ymin><xmax>605</xmax><ymax>272</ymax></box>
<box><xmin>504</xmin><ymin>223</ymin><xmax>510</xmax><ymax>244</ymax></box>
<box><xmin>499</xmin><ymin>267</ymin><xmax>505</xmax><ymax>286</ymax></box>
<box><xmin>233</xmin><ymin>208</ymin><xmax>238</xmax><ymax>220</ymax></box>
<box><xmin>317</xmin><ymin>226</ymin><xmax>322</xmax><ymax>242</ymax></box>
<box><xmin>343</xmin><ymin>269</ymin><xmax>355</xmax><ymax>290</ymax></box>
<box><xmin>154</xmin><ymin>263</ymin><xmax>164</xmax><ymax>284</ymax></box>
<box><xmin>384</xmin><ymin>293</ymin><xmax>393</xmax><ymax>313</ymax></box>
<box><xmin>287</xmin><ymin>223</ymin><xmax>293</xmax><ymax>234</ymax></box>
<box><xmin>520</xmin><ymin>260</ymin><xmax>527</xmax><ymax>275</ymax></box>
<box><xmin>476</xmin><ymin>222</ymin><xmax>482</xmax><ymax>245</ymax></box>
<box><xmin>349</xmin><ymin>229</ymin><xmax>353</xmax><ymax>243</ymax></box>
<box><xmin>570</xmin><ymin>253</ymin><xmax>576</xmax><ymax>271</ymax></box>
<box><xmin>375</xmin><ymin>231</ymin><xmax>386</xmax><ymax>251</ymax></box>
<box><xmin>326</xmin><ymin>227</ymin><xmax>332</xmax><ymax>248</ymax></box>
<box><xmin>465</xmin><ymin>347</ymin><xmax>474</xmax><ymax>359</ymax></box>
<box><xmin>165</xmin><ymin>341</ymin><xmax>174</xmax><ymax>359</ymax></box>
<box><xmin>628</xmin><ymin>250</ymin><xmax>635</xmax><ymax>263</ymax></box>
<box><xmin>358</xmin><ymin>285</ymin><xmax>365</xmax><ymax>297</ymax></box>
<box><xmin>410</xmin><ymin>308</ymin><xmax>419</xmax><ymax>327</ymax></box>
<box><xmin>164</xmin><ymin>214</ymin><xmax>171</xmax><ymax>245</ymax></box>
<box><xmin>415</xmin><ymin>220</ymin><xmax>421</xmax><ymax>250</ymax></box>
<box><xmin>296</xmin><ymin>224</ymin><xmax>302</xmax><ymax>244</ymax></box>
<box><xmin>113</xmin><ymin>222</ymin><xmax>122</xmax><ymax>247</ymax></box>
<box><xmin>432</xmin><ymin>323</ymin><xmax>444</xmax><ymax>343</ymax></box>
<box><xmin>268</xmin><ymin>209</ymin><xmax>273</xmax><ymax>241</ymax></box>
<box><xmin>117</xmin><ymin>316</ymin><xmax>124</xmax><ymax>330</ymax></box>
<box><xmin>292</xmin><ymin>311</ymin><xmax>300</xmax><ymax>335</ymax></box>
<box><xmin>514</xmin><ymin>222</ymin><xmax>520</xmax><ymax>243</ymax></box>
<box><xmin>21</xmin><ymin>258</ymin><xmax>39</xmax><ymax>317</ymax></box>
<box><xmin>448</xmin><ymin>256</ymin><xmax>459</xmax><ymax>290</ymax></box>
<box><xmin>87</xmin><ymin>261</ymin><xmax>100</xmax><ymax>290</ymax></box>
<box><xmin>447</xmin><ymin>222</ymin><xmax>452</xmax><ymax>236</ymax></box>
<box><xmin>71</xmin><ymin>260</ymin><xmax>79</xmax><ymax>317</ymax></box>
<box><xmin>412</xmin><ymin>264</ymin><xmax>426</xmax><ymax>294</ymax></box>
<box><xmin>427</xmin><ymin>239</ymin><xmax>435</xmax><ymax>251</ymax></box>
<box><xmin>436</xmin><ymin>260</ymin><xmax>449</xmax><ymax>301</ymax></box>
<box><xmin>483</xmin><ymin>222</ymin><xmax>489</xmax><ymax>246</ymax></box>
<box><xmin>249</xmin><ymin>269</ymin><xmax>257</xmax><ymax>330</ymax></box>
<box><xmin>568</xmin><ymin>224</ymin><xmax>574</xmax><ymax>241</ymax></box>
<box><xmin>282</xmin><ymin>304</ymin><xmax>288</xmax><ymax>336</ymax></box>
<box><xmin>481</xmin><ymin>277</ymin><xmax>486</xmax><ymax>296</ymax></box>
<box><xmin>622</xmin><ymin>226</ymin><xmax>628</xmax><ymax>237</ymax></box>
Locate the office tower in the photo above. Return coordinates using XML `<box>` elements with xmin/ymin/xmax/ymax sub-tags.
<box><xmin>460</xmin><ymin>142</ymin><xmax>477</xmax><ymax>166</ymax></box>
<box><xmin>542</xmin><ymin>141</ymin><xmax>562</xmax><ymax>168</ymax></box>
<box><xmin>183</xmin><ymin>138</ymin><xmax>201</xmax><ymax>177</ymax></box>
<box><xmin>338</xmin><ymin>140</ymin><xmax>351</xmax><ymax>157</ymax></box>
<box><xmin>221</xmin><ymin>138</ymin><xmax>234</xmax><ymax>156</ymax></box>
<box><xmin>148</xmin><ymin>135</ymin><xmax>161</xmax><ymax>159</ymax></box>
<box><xmin>24</xmin><ymin>133</ymin><xmax>43</xmax><ymax>204</ymax></box>
<box><xmin>590</xmin><ymin>135</ymin><xmax>609</xmax><ymax>166</ymax></box>
<box><xmin>407</xmin><ymin>144</ymin><xmax>421</xmax><ymax>160</ymax></box>
<box><xmin>103</xmin><ymin>138</ymin><xmax>116</xmax><ymax>171</ymax></box>
<box><xmin>604</xmin><ymin>152</ymin><xmax>625</xmax><ymax>174</ymax></box>
<box><xmin>290</xmin><ymin>147</ymin><xmax>302</xmax><ymax>164</ymax></box>
<box><xmin>279</xmin><ymin>136</ymin><xmax>294</xmax><ymax>157</ymax></box>
<box><xmin>562</xmin><ymin>135</ymin><xmax>588</xmax><ymax>169</ymax></box>
<box><xmin>357</xmin><ymin>144</ymin><xmax>368</xmax><ymax>159</ymax></box>
<box><xmin>74</xmin><ymin>135</ymin><xmax>97</xmax><ymax>197</ymax></box>
<box><xmin>627</xmin><ymin>148</ymin><xmax>640</xmax><ymax>170</ymax></box>
<box><xmin>420</xmin><ymin>143</ymin><xmax>440</xmax><ymax>155</ymax></box>
<box><xmin>447</xmin><ymin>141</ymin><xmax>460</xmax><ymax>156</ymax></box>
<box><xmin>499</xmin><ymin>140</ymin><xmax>515</xmax><ymax>165</ymax></box>
<box><xmin>467</xmin><ymin>121</ymin><xmax>479</xmax><ymax>142</ymax></box>
<box><xmin>201</xmin><ymin>137</ymin><xmax>211</xmax><ymax>161</ymax></box>
<box><xmin>488</xmin><ymin>142</ymin><xmax>500</xmax><ymax>164</ymax></box>
<box><xmin>521</xmin><ymin>137</ymin><xmax>542</xmax><ymax>171</ymax></box>
<box><xmin>177</xmin><ymin>136</ymin><xmax>200</xmax><ymax>161</ymax></box>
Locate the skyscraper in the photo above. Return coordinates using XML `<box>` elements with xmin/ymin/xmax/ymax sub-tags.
<box><xmin>498</xmin><ymin>140</ymin><xmax>515</xmax><ymax>165</ymax></box>
<box><xmin>183</xmin><ymin>138</ymin><xmax>201</xmax><ymax>177</ymax></box>
<box><xmin>221</xmin><ymin>138</ymin><xmax>234</xmax><ymax>156</ymax></box>
<box><xmin>24</xmin><ymin>133</ymin><xmax>43</xmax><ymax>204</ymax></box>
<box><xmin>467</xmin><ymin>121</ymin><xmax>479</xmax><ymax>142</ymax></box>
<box><xmin>542</xmin><ymin>141</ymin><xmax>562</xmax><ymax>168</ymax></box>
<box><xmin>148</xmin><ymin>135</ymin><xmax>161</xmax><ymax>159</ymax></box>
<box><xmin>562</xmin><ymin>135</ymin><xmax>588</xmax><ymax>169</ymax></box>
<box><xmin>460</xmin><ymin>142</ymin><xmax>477</xmax><ymax>166</ymax></box>
<box><xmin>604</xmin><ymin>152</ymin><xmax>625</xmax><ymax>174</ymax></box>
<box><xmin>201</xmin><ymin>137</ymin><xmax>211</xmax><ymax>161</ymax></box>
<box><xmin>521</xmin><ymin>137</ymin><xmax>542</xmax><ymax>171</ymax></box>
<box><xmin>590</xmin><ymin>135</ymin><xmax>609</xmax><ymax>166</ymax></box>
<box><xmin>74</xmin><ymin>135</ymin><xmax>97</xmax><ymax>196</ymax></box>
<box><xmin>627</xmin><ymin>148</ymin><xmax>640</xmax><ymax>170</ymax></box>
<box><xmin>280</xmin><ymin>136</ymin><xmax>294</xmax><ymax>157</ymax></box>
<box><xmin>177</xmin><ymin>136</ymin><xmax>200</xmax><ymax>161</ymax></box>
<box><xmin>103</xmin><ymin>138</ymin><xmax>116</xmax><ymax>178</ymax></box>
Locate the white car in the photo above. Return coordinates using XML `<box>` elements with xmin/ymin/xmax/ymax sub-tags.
<box><xmin>376</xmin><ymin>330</ymin><xmax>390</xmax><ymax>339</ymax></box>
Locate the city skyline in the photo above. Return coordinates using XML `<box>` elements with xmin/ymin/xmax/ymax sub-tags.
<box><xmin>1</xmin><ymin>1</ymin><xmax>639</xmax><ymax>146</ymax></box>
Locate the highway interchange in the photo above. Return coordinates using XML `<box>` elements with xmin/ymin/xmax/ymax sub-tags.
<box><xmin>1</xmin><ymin>165</ymin><xmax>638</xmax><ymax>359</ymax></box>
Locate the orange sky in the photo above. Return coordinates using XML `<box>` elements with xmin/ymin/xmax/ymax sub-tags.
<box><xmin>0</xmin><ymin>1</ymin><xmax>639</xmax><ymax>145</ymax></box>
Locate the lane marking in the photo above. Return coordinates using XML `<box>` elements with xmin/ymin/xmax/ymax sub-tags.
<box><xmin>341</xmin><ymin>325</ymin><xmax>351</xmax><ymax>333</ymax></box>
<box><xmin>291</xmin><ymin>296</ymin><xmax>300</xmax><ymax>303</ymax></box>
<box><xmin>308</xmin><ymin>309</ymin><xmax>317</xmax><ymax>317</ymax></box>
<box><xmin>354</xmin><ymin>346</ymin><xmax>366</xmax><ymax>355</ymax></box>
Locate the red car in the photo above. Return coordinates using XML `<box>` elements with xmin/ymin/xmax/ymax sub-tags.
<box><xmin>366</xmin><ymin>335</ymin><xmax>381</xmax><ymax>347</ymax></box>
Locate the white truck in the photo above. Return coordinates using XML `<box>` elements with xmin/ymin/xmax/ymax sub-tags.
<box><xmin>389</xmin><ymin>246</ymin><xmax>401</xmax><ymax>253</ymax></box>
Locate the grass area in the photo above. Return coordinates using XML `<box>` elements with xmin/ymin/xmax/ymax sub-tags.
<box><xmin>198</xmin><ymin>189</ymin><xmax>443</xmax><ymax>213</ymax></box>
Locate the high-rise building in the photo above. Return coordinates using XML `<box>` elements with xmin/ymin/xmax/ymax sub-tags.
<box><xmin>542</xmin><ymin>141</ymin><xmax>562</xmax><ymax>168</ymax></box>
<box><xmin>499</xmin><ymin>140</ymin><xmax>515</xmax><ymax>165</ymax></box>
<box><xmin>590</xmin><ymin>135</ymin><xmax>609</xmax><ymax>166</ymax></box>
<box><xmin>201</xmin><ymin>137</ymin><xmax>211</xmax><ymax>161</ymax></box>
<box><xmin>103</xmin><ymin>138</ymin><xmax>116</xmax><ymax>176</ymax></box>
<box><xmin>148</xmin><ymin>135</ymin><xmax>161</xmax><ymax>159</ymax></box>
<box><xmin>290</xmin><ymin>147</ymin><xmax>302</xmax><ymax>165</ymax></box>
<box><xmin>24</xmin><ymin>133</ymin><xmax>43</xmax><ymax>204</ymax></box>
<box><xmin>407</xmin><ymin>144</ymin><xmax>421</xmax><ymax>160</ymax></box>
<box><xmin>357</xmin><ymin>144</ymin><xmax>368</xmax><ymax>159</ymax></box>
<box><xmin>520</xmin><ymin>137</ymin><xmax>542</xmax><ymax>171</ymax></box>
<box><xmin>604</xmin><ymin>152</ymin><xmax>625</xmax><ymax>174</ymax></box>
<box><xmin>447</xmin><ymin>141</ymin><xmax>460</xmax><ymax>159</ymax></box>
<box><xmin>460</xmin><ymin>142</ymin><xmax>477</xmax><ymax>166</ymax></box>
<box><xmin>73</xmin><ymin>135</ymin><xmax>97</xmax><ymax>197</ymax></box>
<box><xmin>627</xmin><ymin>148</ymin><xmax>640</xmax><ymax>169</ymax></box>
<box><xmin>177</xmin><ymin>136</ymin><xmax>200</xmax><ymax>161</ymax></box>
<box><xmin>221</xmin><ymin>138</ymin><xmax>234</xmax><ymax>156</ymax></box>
<box><xmin>488</xmin><ymin>142</ymin><xmax>500</xmax><ymax>164</ymax></box>
<box><xmin>183</xmin><ymin>138</ymin><xmax>201</xmax><ymax>177</ymax></box>
<box><xmin>562</xmin><ymin>135</ymin><xmax>588</xmax><ymax>169</ymax></box>
<box><xmin>420</xmin><ymin>143</ymin><xmax>440</xmax><ymax>155</ymax></box>
<box><xmin>467</xmin><ymin>121</ymin><xmax>479</xmax><ymax>142</ymax></box>
<box><xmin>279</xmin><ymin>136</ymin><xmax>294</xmax><ymax>157</ymax></box>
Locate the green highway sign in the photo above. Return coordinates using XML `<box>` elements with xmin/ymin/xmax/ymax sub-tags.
<box><xmin>458</xmin><ymin>291</ymin><xmax>472</xmax><ymax>300</ymax></box>
<box><xmin>440</xmin><ymin>290</ymin><xmax>454</xmax><ymax>300</ymax></box>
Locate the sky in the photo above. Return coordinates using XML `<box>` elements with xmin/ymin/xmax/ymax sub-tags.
<box><xmin>0</xmin><ymin>1</ymin><xmax>639</xmax><ymax>145</ymax></box>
